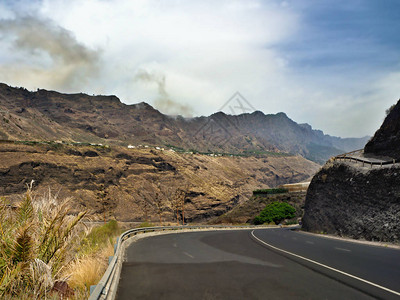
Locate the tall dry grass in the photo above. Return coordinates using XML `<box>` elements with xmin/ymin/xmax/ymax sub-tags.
<box><xmin>64</xmin><ymin>226</ymin><xmax>118</xmax><ymax>299</ymax></box>
<box><xmin>66</xmin><ymin>242</ymin><xmax>114</xmax><ymax>290</ymax></box>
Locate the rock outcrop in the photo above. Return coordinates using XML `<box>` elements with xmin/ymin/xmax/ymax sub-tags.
<box><xmin>364</xmin><ymin>99</ymin><xmax>400</xmax><ymax>160</ymax></box>
<box><xmin>303</xmin><ymin>99</ymin><xmax>400</xmax><ymax>242</ymax></box>
<box><xmin>302</xmin><ymin>162</ymin><xmax>400</xmax><ymax>242</ymax></box>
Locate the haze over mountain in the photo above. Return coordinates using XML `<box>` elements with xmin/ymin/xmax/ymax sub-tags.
<box><xmin>0</xmin><ymin>83</ymin><xmax>369</xmax><ymax>163</ymax></box>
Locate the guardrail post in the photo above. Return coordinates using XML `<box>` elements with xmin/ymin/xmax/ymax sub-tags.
<box><xmin>114</xmin><ymin>237</ymin><xmax>119</xmax><ymax>254</ymax></box>
<box><xmin>394</xmin><ymin>159</ymin><xmax>396</xmax><ymax>165</ymax></box>
<box><xmin>90</xmin><ymin>285</ymin><xmax>97</xmax><ymax>295</ymax></box>
<box><xmin>370</xmin><ymin>162</ymin><xmax>372</xmax><ymax>168</ymax></box>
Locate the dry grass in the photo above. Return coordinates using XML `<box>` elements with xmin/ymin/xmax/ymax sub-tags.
<box><xmin>62</xmin><ymin>220</ymin><xmax>120</xmax><ymax>298</ymax></box>
<box><xmin>67</xmin><ymin>241</ymin><xmax>113</xmax><ymax>291</ymax></box>
<box><xmin>68</xmin><ymin>256</ymin><xmax>106</xmax><ymax>291</ymax></box>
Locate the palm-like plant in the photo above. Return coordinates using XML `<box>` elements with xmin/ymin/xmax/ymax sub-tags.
<box><xmin>0</xmin><ymin>187</ymin><xmax>87</xmax><ymax>298</ymax></box>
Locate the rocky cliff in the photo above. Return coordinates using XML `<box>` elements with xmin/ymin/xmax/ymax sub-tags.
<box><xmin>302</xmin><ymin>161</ymin><xmax>400</xmax><ymax>242</ymax></box>
<box><xmin>303</xmin><ymin>100</ymin><xmax>400</xmax><ymax>242</ymax></box>
<box><xmin>364</xmin><ymin>99</ymin><xmax>400</xmax><ymax>160</ymax></box>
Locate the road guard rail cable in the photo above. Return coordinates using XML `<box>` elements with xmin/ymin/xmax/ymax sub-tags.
<box><xmin>88</xmin><ymin>224</ymin><xmax>263</xmax><ymax>300</ymax></box>
<box><xmin>333</xmin><ymin>149</ymin><xmax>397</xmax><ymax>167</ymax></box>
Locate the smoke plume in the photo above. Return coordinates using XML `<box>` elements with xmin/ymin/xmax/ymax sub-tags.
<box><xmin>0</xmin><ymin>16</ymin><xmax>100</xmax><ymax>91</ymax></box>
<box><xmin>134</xmin><ymin>69</ymin><xmax>193</xmax><ymax>117</ymax></box>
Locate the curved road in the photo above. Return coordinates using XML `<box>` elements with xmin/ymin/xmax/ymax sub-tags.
<box><xmin>116</xmin><ymin>228</ymin><xmax>400</xmax><ymax>299</ymax></box>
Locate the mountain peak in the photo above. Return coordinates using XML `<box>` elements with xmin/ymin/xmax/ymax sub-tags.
<box><xmin>133</xmin><ymin>101</ymin><xmax>154</xmax><ymax>109</ymax></box>
<box><xmin>250</xmin><ymin>110</ymin><xmax>265</xmax><ymax>117</ymax></box>
<box><xmin>276</xmin><ymin>112</ymin><xmax>288</xmax><ymax>117</ymax></box>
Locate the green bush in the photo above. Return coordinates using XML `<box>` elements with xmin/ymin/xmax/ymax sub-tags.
<box><xmin>79</xmin><ymin>220</ymin><xmax>120</xmax><ymax>255</ymax></box>
<box><xmin>254</xmin><ymin>202</ymin><xmax>296</xmax><ymax>225</ymax></box>
<box><xmin>137</xmin><ymin>221</ymin><xmax>154</xmax><ymax>228</ymax></box>
<box><xmin>253</xmin><ymin>188</ymin><xmax>288</xmax><ymax>195</ymax></box>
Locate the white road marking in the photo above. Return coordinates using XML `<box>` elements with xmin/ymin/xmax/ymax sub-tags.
<box><xmin>335</xmin><ymin>247</ymin><xmax>351</xmax><ymax>252</ymax></box>
<box><xmin>183</xmin><ymin>251</ymin><xmax>194</xmax><ymax>259</ymax></box>
<box><xmin>306</xmin><ymin>241</ymin><xmax>314</xmax><ymax>245</ymax></box>
<box><xmin>251</xmin><ymin>230</ymin><xmax>400</xmax><ymax>297</ymax></box>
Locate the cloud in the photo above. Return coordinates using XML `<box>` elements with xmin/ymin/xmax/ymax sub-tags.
<box><xmin>0</xmin><ymin>16</ymin><xmax>100</xmax><ymax>91</ymax></box>
<box><xmin>34</xmin><ymin>0</ymin><xmax>298</xmax><ymax>109</ymax></box>
<box><xmin>0</xmin><ymin>0</ymin><xmax>399</xmax><ymax>138</ymax></box>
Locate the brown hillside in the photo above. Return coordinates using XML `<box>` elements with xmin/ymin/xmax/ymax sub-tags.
<box><xmin>0</xmin><ymin>141</ymin><xmax>319</xmax><ymax>222</ymax></box>
<box><xmin>0</xmin><ymin>83</ymin><xmax>368</xmax><ymax>163</ymax></box>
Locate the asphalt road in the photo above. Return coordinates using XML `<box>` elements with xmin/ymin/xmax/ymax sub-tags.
<box><xmin>116</xmin><ymin>228</ymin><xmax>400</xmax><ymax>299</ymax></box>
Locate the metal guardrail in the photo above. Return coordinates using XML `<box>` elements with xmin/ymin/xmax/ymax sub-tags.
<box><xmin>88</xmin><ymin>224</ymin><xmax>262</xmax><ymax>300</ymax></box>
<box><xmin>333</xmin><ymin>149</ymin><xmax>397</xmax><ymax>167</ymax></box>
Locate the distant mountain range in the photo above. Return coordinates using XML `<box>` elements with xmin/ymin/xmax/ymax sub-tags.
<box><xmin>0</xmin><ymin>83</ymin><xmax>369</xmax><ymax>163</ymax></box>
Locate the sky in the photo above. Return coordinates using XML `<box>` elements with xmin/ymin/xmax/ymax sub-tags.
<box><xmin>0</xmin><ymin>0</ymin><xmax>399</xmax><ymax>138</ymax></box>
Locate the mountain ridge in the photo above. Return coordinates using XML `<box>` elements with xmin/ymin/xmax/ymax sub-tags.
<box><xmin>0</xmin><ymin>83</ymin><xmax>369</xmax><ymax>163</ymax></box>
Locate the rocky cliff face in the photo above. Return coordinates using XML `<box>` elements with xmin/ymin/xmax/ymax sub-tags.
<box><xmin>0</xmin><ymin>83</ymin><xmax>368</xmax><ymax>163</ymax></box>
<box><xmin>364</xmin><ymin>99</ymin><xmax>400</xmax><ymax>160</ymax></box>
<box><xmin>302</xmin><ymin>162</ymin><xmax>400</xmax><ymax>242</ymax></box>
<box><xmin>303</xmin><ymin>99</ymin><xmax>400</xmax><ymax>242</ymax></box>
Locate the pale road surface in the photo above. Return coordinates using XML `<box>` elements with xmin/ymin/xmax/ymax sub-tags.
<box><xmin>116</xmin><ymin>228</ymin><xmax>400</xmax><ymax>299</ymax></box>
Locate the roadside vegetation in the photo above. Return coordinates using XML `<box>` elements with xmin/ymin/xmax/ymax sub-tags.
<box><xmin>254</xmin><ymin>201</ymin><xmax>296</xmax><ymax>225</ymax></box>
<box><xmin>253</xmin><ymin>188</ymin><xmax>288</xmax><ymax>195</ymax></box>
<box><xmin>165</xmin><ymin>144</ymin><xmax>292</xmax><ymax>158</ymax></box>
<box><xmin>67</xmin><ymin>219</ymin><xmax>121</xmax><ymax>298</ymax></box>
<box><xmin>212</xmin><ymin>187</ymin><xmax>305</xmax><ymax>225</ymax></box>
<box><xmin>0</xmin><ymin>187</ymin><xmax>121</xmax><ymax>299</ymax></box>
